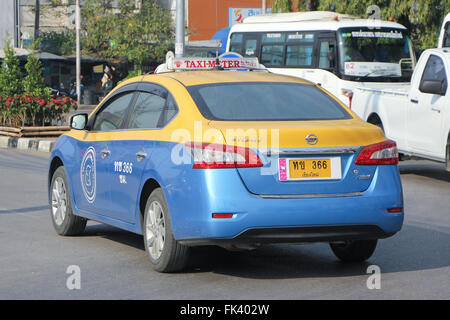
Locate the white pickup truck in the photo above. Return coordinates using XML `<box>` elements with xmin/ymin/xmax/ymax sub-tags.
<box><xmin>351</xmin><ymin>48</ymin><xmax>450</xmax><ymax>170</ymax></box>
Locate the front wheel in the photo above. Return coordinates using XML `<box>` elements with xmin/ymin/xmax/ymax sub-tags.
<box><xmin>330</xmin><ymin>239</ymin><xmax>378</xmax><ymax>262</ymax></box>
<box><xmin>143</xmin><ymin>188</ymin><xmax>190</xmax><ymax>272</ymax></box>
<box><xmin>50</xmin><ymin>166</ymin><xmax>87</xmax><ymax>236</ymax></box>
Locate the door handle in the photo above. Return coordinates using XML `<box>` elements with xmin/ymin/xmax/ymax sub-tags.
<box><xmin>100</xmin><ymin>146</ymin><xmax>110</xmax><ymax>159</ymax></box>
<box><xmin>410</xmin><ymin>99</ymin><xmax>419</xmax><ymax>104</ymax></box>
<box><xmin>136</xmin><ymin>148</ymin><xmax>148</xmax><ymax>162</ymax></box>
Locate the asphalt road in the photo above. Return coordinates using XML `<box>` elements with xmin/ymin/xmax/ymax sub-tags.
<box><xmin>0</xmin><ymin>149</ymin><xmax>449</xmax><ymax>300</ymax></box>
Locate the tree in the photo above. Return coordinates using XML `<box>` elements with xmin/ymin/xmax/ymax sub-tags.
<box><xmin>273</xmin><ymin>0</ymin><xmax>293</xmax><ymax>13</ymax></box>
<box><xmin>81</xmin><ymin>0</ymin><xmax>174</xmax><ymax>72</ymax></box>
<box><xmin>294</xmin><ymin>0</ymin><xmax>317</xmax><ymax>11</ymax></box>
<box><xmin>23</xmin><ymin>43</ymin><xmax>52</xmax><ymax>126</ymax></box>
<box><xmin>0</xmin><ymin>40</ymin><xmax>23</xmax><ymax>97</ymax></box>
<box><xmin>318</xmin><ymin>0</ymin><xmax>450</xmax><ymax>51</ymax></box>
<box><xmin>39</xmin><ymin>30</ymin><xmax>76</xmax><ymax>56</ymax></box>
<box><xmin>0</xmin><ymin>39</ymin><xmax>23</xmax><ymax>126</ymax></box>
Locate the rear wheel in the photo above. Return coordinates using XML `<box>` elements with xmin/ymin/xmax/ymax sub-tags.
<box><xmin>143</xmin><ymin>188</ymin><xmax>190</xmax><ymax>272</ymax></box>
<box><xmin>330</xmin><ymin>239</ymin><xmax>378</xmax><ymax>262</ymax></box>
<box><xmin>368</xmin><ymin>114</ymin><xmax>384</xmax><ymax>133</ymax></box>
<box><xmin>50</xmin><ymin>166</ymin><xmax>87</xmax><ymax>236</ymax></box>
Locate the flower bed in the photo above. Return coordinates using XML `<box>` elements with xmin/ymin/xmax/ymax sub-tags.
<box><xmin>0</xmin><ymin>94</ymin><xmax>77</xmax><ymax>128</ymax></box>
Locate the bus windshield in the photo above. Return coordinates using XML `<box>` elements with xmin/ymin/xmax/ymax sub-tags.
<box><xmin>338</xmin><ymin>27</ymin><xmax>415</xmax><ymax>82</ymax></box>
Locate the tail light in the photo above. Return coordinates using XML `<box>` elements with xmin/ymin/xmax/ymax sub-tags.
<box><xmin>355</xmin><ymin>140</ymin><xmax>399</xmax><ymax>165</ymax></box>
<box><xmin>185</xmin><ymin>142</ymin><xmax>263</xmax><ymax>169</ymax></box>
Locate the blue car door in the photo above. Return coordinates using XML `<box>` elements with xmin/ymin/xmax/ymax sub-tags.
<box><xmin>107</xmin><ymin>83</ymin><xmax>176</xmax><ymax>224</ymax></box>
<box><xmin>76</xmin><ymin>85</ymin><xmax>137</xmax><ymax>219</ymax></box>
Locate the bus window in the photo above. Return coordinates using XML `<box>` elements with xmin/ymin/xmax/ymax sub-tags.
<box><xmin>338</xmin><ymin>28</ymin><xmax>415</xmax><ymax>81</ymax></box>
<box><xmin>244</xmin><ymin>39</ymin><xmax>258</xmax><ymax>57</ymax></box>
<box><xmin>261</xmin><ymin>33</ymin><xmax>285</xmax><ymax>66</ymax></box>
<box><xmin>286</xmin><ymin>45</ymin><xmax>313</xmax><ymax>67</ymax></box>
<box><xmin>229</xmin><ymin>33</ymin><xmax>243</xmax><ymax>53</ymax></box>
<box><xmin>319</xmin><ymin>41</ymin><xmax>336</xmax><ymax>69</ymax></box>
<box><xmin>285</xmin><ymin>32</ymin><xmax>315</xmax><ymax>67</ymax></box>
<box><xmin>261</xmin><ymin>45</ymin><xmax>284</xmax><ymax>66</ymax></box>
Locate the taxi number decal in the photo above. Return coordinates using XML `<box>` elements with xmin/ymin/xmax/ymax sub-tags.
<box><xmin>292</xmin><ymin>160</ymin><xmax>328</xmax><ymax>171</ymax></box>
<box><xmin>114</xmin><ymin>161</ymin><xmax>133</xmax><ymax>174</ymax></box>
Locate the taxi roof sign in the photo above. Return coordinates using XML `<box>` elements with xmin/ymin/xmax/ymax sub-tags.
<box><xmin>155</xmin><ymin>51</ymin><xmax>263</xmax><ymax>74</ymax></box>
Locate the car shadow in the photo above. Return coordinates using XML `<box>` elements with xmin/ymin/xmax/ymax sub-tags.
<box><xmin>0</xmin><ymin>205</ymin><xmax>50</xmax><ymax>214</ymax></box>
<box><xmin>399</xmin><ymin>160</ymin><xmax>450</xmax><ymax>182</ymax></box>
<box><xmin>80</xmin><ymin>222</ymin><xmax>450</xmax><ymax>280</ymax></box>
<box><xmin>82</xmin><ymin>223</ymin><xmax>145</xmax><ymax>251</ymax></box>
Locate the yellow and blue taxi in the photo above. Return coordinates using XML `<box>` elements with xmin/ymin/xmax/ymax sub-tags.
<box><xmin>48</xmin><ymin>53</ymin><xmax>403</xmax><ymax>272</ymax></box>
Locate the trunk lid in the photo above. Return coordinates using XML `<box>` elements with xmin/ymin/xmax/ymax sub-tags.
<box><xmin>209</xmin><ymin>119</ymin><xmax>385</xmax><ymax>195</ymax></box>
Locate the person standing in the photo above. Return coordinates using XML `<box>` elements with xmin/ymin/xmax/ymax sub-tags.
<box><xmin>101</xmin><ymin>66</ymin><xmax>113</xmax><ymax>97</ymax></box>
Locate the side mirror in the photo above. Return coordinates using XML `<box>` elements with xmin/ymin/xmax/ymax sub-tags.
<box><xmin>70</xmin><ymin>113</ymin><xmax>88</xmax><ymax>130</ymax></box>
<box><xmin>419</xmin><ymin>80</ymin><xmax>447</xmax><ymax>96</ymax></box>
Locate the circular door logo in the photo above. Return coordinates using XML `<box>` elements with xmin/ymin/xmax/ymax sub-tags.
<box><xmin>80</xmin><ymin>146</ymin><xmax>96</xmax><ymax>203</ymax></box>
<box><xmin>305</xmin><ymin>134</ymin><xmax>318</xmax><ymax>145</ymax></box>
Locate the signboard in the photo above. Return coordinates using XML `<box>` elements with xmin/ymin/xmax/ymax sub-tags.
<box><xmin>228</xmin><ymin>8</ymin><xmax>271</xmax><ymax>27</ymax></box>
<box><xmin>344</xmin><ymin>62</ymin><xmax>402</xmax><ymax>77</ymax></box>
<box><xmin>169</xmin><ymin>57</ymin><xmax>260</xmax><ymax>70</ymax></box>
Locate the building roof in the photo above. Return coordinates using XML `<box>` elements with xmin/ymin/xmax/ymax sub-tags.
<box><xmin>0</xmin><ymin>48</ymin><xmax>67</xmax><ymax>60</ymax></box>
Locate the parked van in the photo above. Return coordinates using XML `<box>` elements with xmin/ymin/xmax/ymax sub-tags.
<box><xmin>227</xmin><ymin>11</ymin><xmax>416</xmax><ymax>106</ymax></box>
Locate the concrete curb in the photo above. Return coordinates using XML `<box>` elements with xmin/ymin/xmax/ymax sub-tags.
<box><xmin>0</xmin><ymin>136</ymin><xmax>56</xmax><ymax>153</ymax></box>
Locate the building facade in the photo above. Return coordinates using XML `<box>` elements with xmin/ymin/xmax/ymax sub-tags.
<box><xmin>0</xmin><ymin>1</ymin><xmax>20</xmax><ymax>48</ymax></box>
<box><xmin>187</xmin><ymin>0</ymin><xmax>273</xmax><ymax>41</ymax></box>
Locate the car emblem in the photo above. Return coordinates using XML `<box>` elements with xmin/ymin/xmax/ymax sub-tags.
<box><xmin>81</xmin><ymin>146</ymin><xmax>96</xmax><ymax>204</ymax></box>
<box><xmin>305</xmin><ymin>134</ymin><xmax>318</xmax><ymax>145</ymax></box>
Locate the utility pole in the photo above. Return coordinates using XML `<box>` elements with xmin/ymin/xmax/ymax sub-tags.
<box><xmin>34</xmin><ymin>0</ymin><xmax>40</xmax><ymax>40</ymax></box>
<box><xmin>175</xmin><ymin>0</ymin><xmax>185</xmax><ymax>58</ymax></box>
<box><xmin>76</xmin><ymin>0</ymin><xmax>81</xmax><ymax>106</ymax></box>
<box><xmin>262</xmin><ymin>0</ymin><xmax>266</xmax><ymax>14</ymax></box>
<box><xmin>14</xmin><ymin>0</ymin><xmax>20</xmax><ymax>47</ymax></box>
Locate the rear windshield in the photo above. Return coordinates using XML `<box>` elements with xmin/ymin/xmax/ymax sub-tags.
<box><xmin>188</xmin><ymin>82</ymin><xmax>351</xmax><ymax>121</ymax></box>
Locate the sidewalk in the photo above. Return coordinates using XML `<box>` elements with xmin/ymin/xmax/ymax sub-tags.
<box><xmin>0</xmin><ymin>136</ymin><xmax>56</xmax><ymax>153</ymax></box>
<box><xmin>0</xmin><ymin>105</ymin><xmax>94</xmax><ymax>154</ymax></box>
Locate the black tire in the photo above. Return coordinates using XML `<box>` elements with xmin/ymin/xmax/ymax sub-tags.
<box><xmin>143</xmin><ymin>188</ymin><xmax>190</xmax><ymax>272</ymax></box>
<box><xmin>50</xmin><ymin>166</ymin><xmax>87</xmax><ymax>236</ymax></box>
<box><xmin>330</xmin><ymin>239</ymin><xmax>378</xmax><ymax>262</ymax></box>
<box><xmin>368</xmin><ymin>116</ymin><xmax>384</xmax><ymax>133</ymax></box>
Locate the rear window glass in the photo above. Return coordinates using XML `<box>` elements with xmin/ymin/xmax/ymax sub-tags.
<box><xmin>188</xmin><ymin>82</ymin><xmax>351</xmax><ymax>121</ymax></box>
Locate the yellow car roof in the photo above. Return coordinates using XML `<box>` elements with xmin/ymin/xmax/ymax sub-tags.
<box><xmin>147</xmin><ymin>70</ymin><xmax>314</xmax><ymax>87</ymax></box>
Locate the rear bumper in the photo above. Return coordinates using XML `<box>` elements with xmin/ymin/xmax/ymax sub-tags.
<box><xmin>165</xmin><ymin>165</ymin><xmax>404</xmax><ymax>243</ymax></box>
<box><xmin>179</xmin><ymin>225</ymin><xmax>395</xmax><ymax>246</ymax></box>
